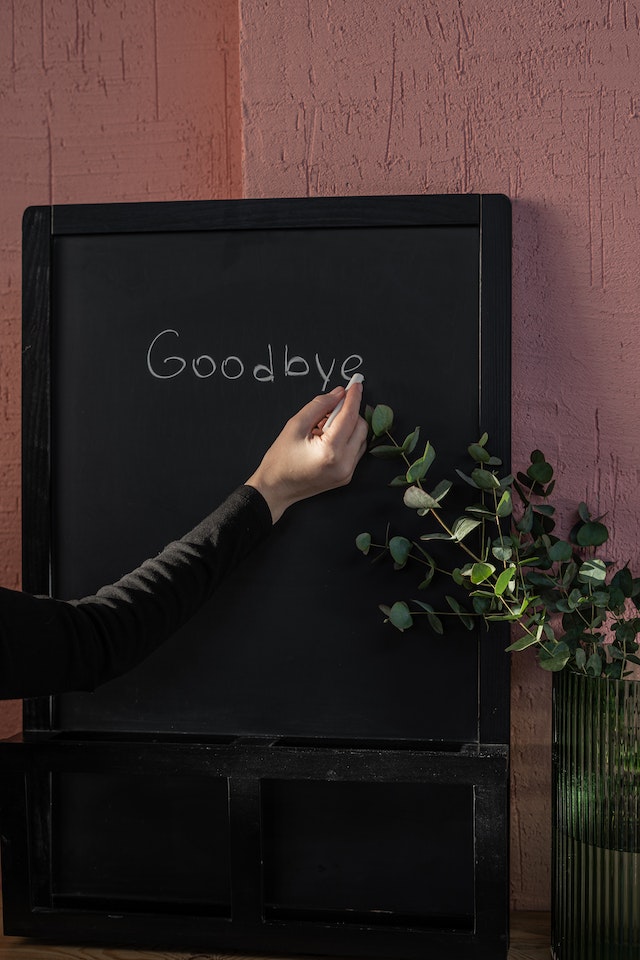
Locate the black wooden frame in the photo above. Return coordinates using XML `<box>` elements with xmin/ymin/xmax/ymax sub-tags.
<box><xmin>3</xmin><ymin>194</ymin><xmax>512</xmax><ymax>958</ymax></box>
<box><xmin>1</xmin><ymin>736</ymin><xmax>508</xmax><ymax>958</ymax></box>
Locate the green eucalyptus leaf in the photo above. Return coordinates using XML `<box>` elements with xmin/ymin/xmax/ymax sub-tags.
<box><xmin>533</xmin><ymin>513</ymin><xmax>556</xmax><ymax>536</ymax></box>
<box><xmin>472</xmin><ymin>594</ymin><xmax>494</xmax><ymax>614</ymax></box>
<box><xmin>456</xmin><ymin>469</ymin><xmax>480</xmax><ymax>489</ymax></box>
<box><xmin>538</xmin><ymin>641</ymin><xmax>570</xmax><ymax>671</ymax></box>
<box><xmin>578</xmin><ymin>502</ymin><xmax>591</xmax><ymax>522</ymax></box>
<box><xmin>471</xmin><ymin>561</ymin><xmax>496</xmax><ymax>584</ymax></box>
<box><xmin>471</xmin><ymin>467</ymin><xmax>501</xmax><ymax>491</ymax></box>
<box><xmin>492</xmin><ymin>543</ymin><xmax>513</xmax><ymax>562</ymax></box>
<box><xmin>388</xmin><ymin>601</ymin><xmax>413</xmax><ymax>632</ymax></box>
<box><xmin>568</xmin><ymin>587</ymin><xmax>584</xmax><ymax>609</ymax></box>
<box><xmin>607</xmin><ymin>586</ymin><xmax>626</xmax><ymax>610</ymax></box>
<box><xmin>612</xmin><ymin>620</ymin><xmax>638</xmax><ymax>644</ymax></box>
<box><xmin>494</xmin><ymin>565</ymin><xmax>516</xmax><ymax>596</ymax></box>
<box><xmin>452</xmin><ymin>516</ymin><xmax>481</xmax><ymax>542</ymax></box>
<box><xmin>527</xmin><ymin>459</ymin><xmax>553</xmax><ymax>484</ymax></box>
<box><xmin>403</xmin><ymin>486</ymin><xmax>439</xmax><ymax>510</ymax></box>
<box><xmin>496</xmin><ymin>490</ymin><xmax>513</xmax><ymax>517</ymax></box>
<box><xmin>586</xmin><ymin>651</ymin><xmax>603</xmax><ymax>677</ymax></box>
<box><xmin>355</xmin><ymin>532</ymin><xmax>372</xmax><ymax>555</ymax></box>
<box><xmin>576</xmin><ymin>521</ymin><xmax>609</xmax><ymax>547</ymax></box>
<box><xmin>430</xmin><ymin>479</ymin><xmax>453</xmax><ymax>502</ymax></box>
<box><xmin>389</xmin><ymin>474</ymin><xmax>410</xmax><ymax>487</ymax></box>
<box><xmin>478</xmin><ymin>432</ymin><xmax>489</xmax><ymax>447</ymax></box>
<box><xmin>575</xmin><ymin>647</ymin><xmax>586</xmax><ymax>670</ymax></box>
<box><xmin>525</xmin><ymin>571</ymin><xmax>553</xmax><ymax>588</ymax></box>
<box><xmin>411</xmin><ymin>599</ymin><xmax>434</xmax><ymax>613</ymax></box>
<box><xmin>421</xmin><ymin>531</ymin><xmax>453</xmax><ymax>542</ymax></box>
<box><xmin>418</xmin><ymin>566</ymin><xmax>435</xmax><ymax>589</ymax></box>
<box><xmin>578</xmin><ymin>558</ymin><xmax>607</xmax><ymax>584</ymax></box>
<box><xmin>506</xmin><ymin>631</ymin><xmax>541</xmax><ymax>652</ymax></box>
<box><xmin>406</xmin><ymin>442</ymin><xmax>436</xmax><ymax>483</ymax></box>
<box><xmin>370</xmin><ymin>444</ymin><xmax>404</xmax><ymax>459</ymax></box>
<box><xmin>516</xmin><ymin>504</ymin><xmax>534</xmax><ymax>534</ymax></box>
<box><xmin>389</xmin><ymin>536</ymin><xmax>412</xmax><ymax>567</ymax></box>
<box><xmin>371</xmin><ymin>404</ymin><xmax>394</xmax><ymax>437</ymax></box>
<box><xmin>605</xmin><ymin>661</ymin><xmax>624</xmax><ymax>679</ymax></box>
<box><xmin>561</xmin><ymin>562</ymin><xmax>578</xmax><ymax>587</ymax></box>
<box><xmin>509</xmin><ymin>597</ymin><xmax>531</xmax><ymax>617</ymax></box>
<box><xmin>467</xmin><ymin>503</ymin><xmax>495</xmax><ymax>517</ymax></box>
<box><xmin>548</xmin><ymin>540</ymin><xmax>573</xmax><ymax>563</ymax></box>
<box><xmin>402</xmin><ymin>427</ymin><xmax>420</xmax><ymax>454</ymax></box>
<box><xmin>468</xmin><ymin>443</ymin><xmax>491</xmax><ymax>463</ymax></box>
<box><xmin>445</xmin><ymin>595</ymin><xmax>475</xmax><ymax>630</ymax></box>
<box><xmin>611</xmin><ymin>566</ymin><xmax>634</xmax><ymax>597</ymax></box>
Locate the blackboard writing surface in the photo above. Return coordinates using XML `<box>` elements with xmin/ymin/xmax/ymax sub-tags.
<box><xmin>23</xmin><ymin>195</ymin><xmax>511</xmax><ymax>742</ymax></box>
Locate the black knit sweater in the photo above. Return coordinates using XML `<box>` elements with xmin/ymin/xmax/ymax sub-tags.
<box><xmin>0</xmin><ymin>486</ymin><xmax>272</xmax><ymax>700</ymax></box>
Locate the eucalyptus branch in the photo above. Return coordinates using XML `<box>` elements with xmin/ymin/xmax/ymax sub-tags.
<box><xmin>356</xmin><ymin>404</ymin><xmax>640</xmax><ymax>678</ymax></box>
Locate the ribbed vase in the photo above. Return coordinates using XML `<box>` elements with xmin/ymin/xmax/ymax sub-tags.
<box><xmin>552</xmin><ymin>671</ymin><xmax>640</xmax><ymax>960</ymax></box>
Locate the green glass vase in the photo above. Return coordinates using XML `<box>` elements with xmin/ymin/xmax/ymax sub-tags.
<box><xmin>552</xmin><ymin>671</ymin><xmax>640</xmax><ymax>960</ymax></box>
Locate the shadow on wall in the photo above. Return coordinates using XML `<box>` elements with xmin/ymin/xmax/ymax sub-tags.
<box><xmin>514</xmin><ymin>197</ymin><xmax>640</xmax><ymax>559</ymax></box>
<box><xmin>508</xmin><ymin>198</ymin><xmax>582</xmax><ymax>913</ymax></box>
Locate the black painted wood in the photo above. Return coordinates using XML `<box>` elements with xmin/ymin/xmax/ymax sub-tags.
<box><xmin>0</xmin><ymin>735</ymin><xmax>508</xmax><ymax>957</ymax></box>
<box><xmin>478</xmin><ymin>194</ymin><xmax>512</xmax><ymax>746</ymax></box>
<box><xmin>21</xmin><ymin>206</ymin><xmax>54</xmax><ymax>734</ymax></box>
<box><xmin>51</xmin><ymin>193</ymin><xmax>480</xmax><ymax>235</ymax></box>
<box><xmin>229</xmin><ymin>775</ymin><xmax>264</xmax><ymax>924</ymax></box>
<box><xmin>21</xmin><ymin>206</ymin><xmax>52</xmax><ymax>598</ymax></box>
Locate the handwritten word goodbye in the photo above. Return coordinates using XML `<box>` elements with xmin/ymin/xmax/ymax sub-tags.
<box><xmin>146</xmin><ymin>329</ymin><xmax>364</xmax><ymax>391</ymax></box>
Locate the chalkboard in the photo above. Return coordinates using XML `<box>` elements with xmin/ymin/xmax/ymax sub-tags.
<box><xmin>23</xmin><ymin>195</ymin><xmax>511</xmax><ymax>742</ymax></box>
<box><xmin>11</xmin><ymin>194</ymin><xmax>512</xmax><ymax>957</ymax></box>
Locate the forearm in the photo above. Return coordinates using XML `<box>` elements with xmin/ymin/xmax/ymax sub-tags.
<box><xmin>0</xmin><ymin>486</ymin><xmax>272</xmax><ymax>699</ymax></box>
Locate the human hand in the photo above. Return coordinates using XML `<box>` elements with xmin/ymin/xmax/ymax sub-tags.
<box><xmin>245</xmin><ymin>383</ymin><xmax>368</xmax><ymax>523</ymax></box>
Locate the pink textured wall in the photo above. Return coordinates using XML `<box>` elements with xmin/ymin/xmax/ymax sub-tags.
<box><xmin>239</xmin><ymin>0</ymin><xmax>640</xmax><ymax>909</ymax></box>
<box><xmin>0</xmin><ymin>0</ymin><xmax>241</xmax><ymax>741</ymax></box>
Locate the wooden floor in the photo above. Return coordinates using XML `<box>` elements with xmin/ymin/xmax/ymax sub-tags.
<box><xmin>0</xmin><ymin>906</ymin><xmax>551</xmax><ymax>959</ymax></box>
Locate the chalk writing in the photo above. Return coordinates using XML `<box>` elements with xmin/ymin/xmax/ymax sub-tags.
<box><xmin>146</xmin><ymin>329</ymin><xmax>363</xmax><ymax>389</ymax></box>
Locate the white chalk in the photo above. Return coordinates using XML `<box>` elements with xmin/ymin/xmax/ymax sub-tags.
<box><xmin>323</xmin><ymin>373</ymin><xmax>364</xmax><ymax>430</ymax></box>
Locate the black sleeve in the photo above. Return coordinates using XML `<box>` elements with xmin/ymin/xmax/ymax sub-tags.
<box><xmin>0</xmin><ymin>485</ymin><xmax>272</xmax><ymax>700</ymax></box>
